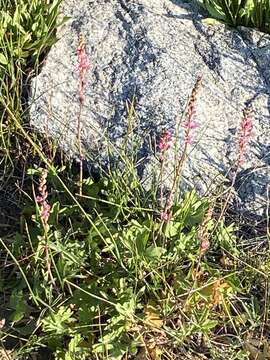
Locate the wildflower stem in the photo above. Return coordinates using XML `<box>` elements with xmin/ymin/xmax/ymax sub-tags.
<box><xmin>160</xmin><ymin>158</ymin><xmax>165</xmax><ymax>207</ymax></box>
<box><xmin>163</xmin><ymin>142</ymin><xmax>188</xmax><ymax>218</ymax></box>
<box><xmin>77</xmin><ymin>102</ymin><xmax>83</xmax><ymax>196</ymax></box>
<box><xmin>76</xmin><ymin>34</ymin><xmax>90</xmax><ymax>196</ymax></box>
<box><xmin>216</xmin><ymin>107</ymin><xmax>253</xmax><ymax>222</ymax></box>
<box><xmin>161</xmin><ymin>76</ymin><xmax>202</xmax><ymax>220</ymax></box>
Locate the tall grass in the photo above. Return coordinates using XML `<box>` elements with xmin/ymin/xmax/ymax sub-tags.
<box><xmin>199</xmin><ymin>0</ymin><xmax>270</xmax><ymax>33</ymax></box>
<box><xmin>0</xmin><ymin>0</ymin><xmax>64</xmax><ymax>174</ymax></box>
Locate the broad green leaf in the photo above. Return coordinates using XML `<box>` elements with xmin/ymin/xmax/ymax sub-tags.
<box><xmin>9</xmin><ymin>290</ymin><xmax>27</xmax><ymax>322</ymax></box>
<box><xmin>145</xmin><ymin>246</ymin><xmax>166</xmax><ymax>261</ymax></box>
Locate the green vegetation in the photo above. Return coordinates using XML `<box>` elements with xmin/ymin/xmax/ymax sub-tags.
<box><xmin>0</xmin><ymin>0</ymin><xmax>65</xmax><ymax>173</ymax></box>
<box><xmin>0</xmin><ymin>1</ymin><xmax>269</xmax><ymax>359</ymax></box>
<box><xmin>199</xmin><ymin>0</ymin><xmax>270</xmax><ymax>33</ymax></box>
<box><xmin>6</xmin><ymin>163</ymin><xmax>269</xmax><ymax>360</ymax></box>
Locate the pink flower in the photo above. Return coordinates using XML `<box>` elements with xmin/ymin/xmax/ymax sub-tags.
<box><xmin>36</xmin><ymin>170</ymin><xmax>51</xmax><ymax>225</ymax></box>
<box><xmin>201</xmin><ymin>239</ymin><xmax>210</xmax><ymax>252</ymax></box>
<box><xmin>160</xmin><ymin>210</ymin><xmax>171</xmax><ymax>222</ymax></box>
<box><xmin>237</xmin><ymin>108</ymin><xmax>253</xmax><ymax>166</ymax></box>
<box><xmin>40</xmin><ymin>201</ymin><xmax>51</xmax><ymax>224</ymax></box>
<box><xmin>77</xmin><ymin>35</ymin><xmax>90</xmax><ymax>104</ymax></box>
<box><xmin>183</xmin><ymin>76</ymin><xmax>202</xmax><ymax>145</ymax></box>
<box><xmin>184</xmin><ymin>120</ymin><xmax>199</xmax><ymax>130</ymax></box>
<box><xmin>77</xmin><ymin>46</ymin><xmax>90</xmax><ymax>73</ymax></box>
<box><xmin>36</xmin><ymin>195</ymin><xmax>43</xmax><ymax>203</ymax></box>
<box><xmin>184</xmin><ymin>134</ymin><xmax>192</xmax><ymax>145</ymax></box>
<box><xmin>158</xmin><ymin>129</ymin><xmax>173</xmax><ymax>160</ymax></box>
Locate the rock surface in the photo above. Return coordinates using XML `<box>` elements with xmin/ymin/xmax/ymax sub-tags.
<box><xmin>30</xmin><ymin>0</ymin><xmax>270</xmax><ymax>217</ymax></box>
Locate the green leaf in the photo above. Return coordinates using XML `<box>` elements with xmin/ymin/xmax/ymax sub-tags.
<box><xmin>9</xmin><ymin>290</ymin><xmax>27</xmax><ymax>322</ymax></box>
<box><xmin>26</xmin><ymin>166</ymin><xmax>43</xmax><ymax>175</ymax></box>
<box><xmin>135</xmin><ymin>226</ymin><xmax>150</xmax><ymax>254</ymax></box>
<box><xmin>49</xmin><ymin>201</ymin><xmax>60</xmax><ymax>225</ymax></box>
<box><xmin>201</xmin><ymin>319</ymin><xmax>219</xmax><ymax>331</ymax></box>
<box><xmin>164</xmin><ymin>221</ymin><xmax>181</xmax><ymax>238</ymax></box>
<box><xmin>57</xmin><ymin>15</ymin><xmax>71</xmax><ymax>27</ymax></box>
<box><xmin>0</xmin><ymin>53</ymin><xmax>8</xmax><ymax>65</ymax></box>
<box><xmin>203</xmin><ymin>1</ymin><xmax>227</xmax><ymax>21</ymax></box>
<box><xmin>202</xmin><ymin>17</ymin><xmax>224</xmax><ymax>25</ymax></box>
<box><xmin>42</xmin><ymin>306</ymin><xmax>76</xmax><ymax>335</ymax></box>
<box><xmin>144</xmin><ymin>246</ymin><xmax>166</xmax><ymax>261</ymax></box>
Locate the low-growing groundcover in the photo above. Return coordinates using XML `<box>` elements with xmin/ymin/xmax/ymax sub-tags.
<box><xmin>0</xmin><ymin>0</ymin><xmax>270</xmax><ymax>359</ymax></box>
<box><xmin>3</xmin><ymin>159</ymin><xmax>270</xmax><ymax>360</ymax></box>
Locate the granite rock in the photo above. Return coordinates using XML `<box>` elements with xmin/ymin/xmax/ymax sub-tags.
<box><xmin>30</xmin><ymin>0</ymin><xmax>270</xmax><ymax>217</ymax></box>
